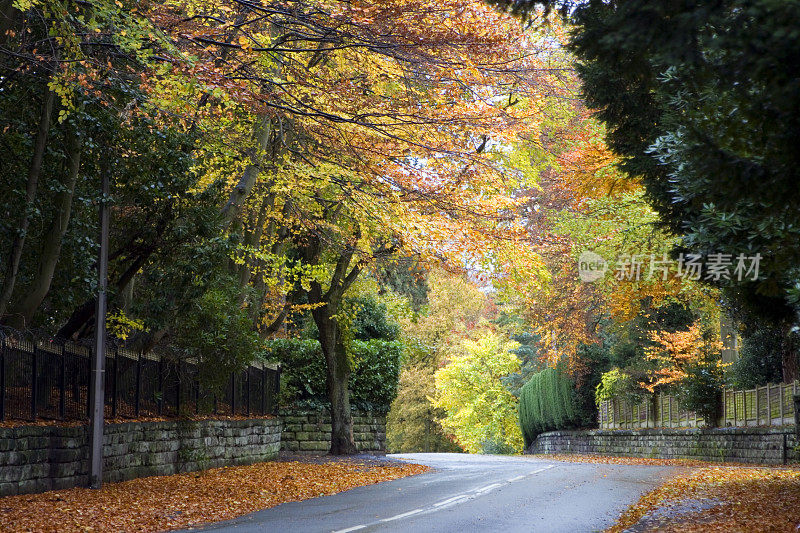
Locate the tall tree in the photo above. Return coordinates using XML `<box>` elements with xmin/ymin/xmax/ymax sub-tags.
<box><xmin>487</xmin><ymin>0</ymin><xmax>800</xmax><ymax>380</ymax></box>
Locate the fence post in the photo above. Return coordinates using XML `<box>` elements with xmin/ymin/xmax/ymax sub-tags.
<box><xmin>623</xmin><ymin>400</ymin><xmax>627</xmax><ymax>429</ymax></box>
<box><xmin>755</xmin><ymin>386</ymin><xmax>760</xmax><ymax>426</ymax></box>
<box><xmin>638</xmin><ymin>402</ymin><xmax>642</xmax><ymax>428</ymax></box>
<box><xmin>668</xmin><ymin>396</ymin><xmax>673</xmax><ymax>428</ymax></box>
<box><xmin>274</xmin><ymin>365</ymin><xmax>281</xmax><ymax>416</ymax></box>
<box><xmin>629</xmin><ymin>400</ymin><xmax>633</xmax><ymax>428</ymax></box>
<box><xmin>794</xmin><ymin>393</ymin><xmax>800</xmax><ymax>440</ymax></box>
<box><xmin>30</xmin><ymin>343</ymin><xmax>38</xmax><ymax>421</ymax></box>
<box><xmin>622</xmin><ymin>400</ymin><xmax>626</xmax><ymax>429</ymax></box>
<box><xmin>780</xmin><ymin>383</ymin><xmax>785</xmax><ymax>424</ymax></box>
<box><xmin>261</xmin><ymin>367</ymin><xmax>266</xmax><ymax>416</ymax></box>
<box><xmin>0</xmin><ymin>337</ymin><xmax>5</xmax><ymax>421</ymax></box>
<box><xmin>157</xmin><ymin>357</ymin><xmax>163</xmax><ymax>416</ymax></box>
<box><xmin>767</xmin><ymin>383</ymin><xmax>772</xmax><ymax>426</ymax></box>
<box><xmin>176</xmin><ymin>359</ymin><xmax>182</xmax><ymax>416</ymax></box>
<box><xmin>245</xmin><ymin>369</ymin><xmax>251</xmax><ymax>416</ymax></box>
<box><xmin>597</xmin><ymin>400</ymin><xmax>606</xmax><ymax>429</ymax></box>
<box><xmin>111</xmin><ymin>348</ymin><xmax>118</xmax><ymax>419</ymax></box>
<box><xmin>644</xmin><ymin>401</ymin><xmax>648</xmax><ymax>428</ymax></box>
<box><xmin>742</xmin><ymin>391</ymin><xmax>746</xmax><ymax>426</ymax></box>
<box><xmin>59</xmin><ymin>344</ymin><xmax>66</xmax><ymax>420</ymax></box>
<box><xmin>230</xmin><ymin>372</ymin><xmax>236</xmax><ymax>415</ymax></box>
<box><xmin>600</xmin><ymin>401</ymin><xmax>604</xmax><ymax>428</ymax></box>
<box><xmin>612</xmin><ymin>399</ymin><xmax>616</xmax><ymax>428</ymax></box>
<box><xmin>135</xmin><ymin>352</ymin><xmax>142</xmax><ymax>417</ymax></box>
<box><xmin>86</xmin><ymin>351</ymin><xmax>92</xmax><ymax>418</ymax></box>
<box><xmin>625</xmin><ymin>399</ymin><xmax>629</xmax><ymax>428</ymax></box>
<box><xmin>195</xmin><ymin>367</ymin><xmax>200</xmax><ymax>415</ymax></box>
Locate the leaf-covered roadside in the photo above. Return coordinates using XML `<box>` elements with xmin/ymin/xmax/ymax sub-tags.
<box><xmin>534</xmin><ymin>453</ymin><xmax>724</xmax><ymax>467</ymax></box>
<box><xmin>609</xmin><ymin>465</ymin><xmax>800</xmax><ymax>532</ymax></box>
<box><xmin>2</xmin><ymin>460</ymin><xmax>429</xmax><ymax>532</ymax></box>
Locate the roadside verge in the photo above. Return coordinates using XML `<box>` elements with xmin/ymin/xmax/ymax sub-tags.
<box><xmin>1</xmin><ymin>457</ymin><xmax>429</xmax><ymax>532</ymax></box>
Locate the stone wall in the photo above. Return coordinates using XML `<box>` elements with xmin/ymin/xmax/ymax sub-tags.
<box><xmin>280</xmin><ymin>409</ymin><xmax>386</xmax><ymax>454</ymax></box>
<box><xmin>528</xmin><ymin>427</ymin><xmax>800</xmax><ymax>464</ymax></box>
<box><xmin>0</xmin><ymin>418</ymin><xmax>281</xmax><ymax>496</ymax></box>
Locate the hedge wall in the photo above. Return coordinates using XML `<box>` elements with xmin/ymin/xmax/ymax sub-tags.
<box><xmin>265</xmin><ymin>338</ymin><xmax>402</xmax><ymax>413</ymax></box>
<box><xmin>518</xmin><ymin>365</ymin><xmax>581</xmax><ymax>447</ymax></box>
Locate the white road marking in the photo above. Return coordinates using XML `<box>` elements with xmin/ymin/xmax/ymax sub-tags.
<box><xmin>434</xmin><ymin>494</ymin><xmax>471</xmax><ymax>507</ymax></box>
<box><xmin>432</xmin><ymin>495</ymin><xmax>470</xmax><ymax>510</ymax></box>
<box><xmin>380</xmin><ymin>508</ymin><xmax>425</xmax><ymax>522</ymax></box>
<box><xmin>333</xmin><ymin>463</ymin><xmax>557</xmax><ymax>533</ymax></box>
<box><xmin>528</xmin><ymin>465</ymin><xmax>555</xmax><ymax>476</ymax></box>
<box><xmin>332</xmin><ymin>525</ymin><xmax>366</xmax><ymax>533</ymax></box>
<box><xmin>475</xmin><ymin>482</ymin><xmax>502</xmax><ymax>494</ymax></box>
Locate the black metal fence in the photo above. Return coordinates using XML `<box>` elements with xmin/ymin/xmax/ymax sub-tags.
<box><xmin>0</xmin><ymin>335</ymin><xmax>280</xmax><ymax>422</ymax></box>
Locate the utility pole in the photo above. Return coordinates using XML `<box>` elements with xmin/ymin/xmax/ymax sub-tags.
<box><xmin>89</xmin><ymin>166</ymin><xmax>110</xmax><ymax>489</ymax></box>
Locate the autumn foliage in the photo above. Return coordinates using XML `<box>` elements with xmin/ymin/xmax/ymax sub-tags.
<box><xmin>641</xmin><ymin>323</ymin><xmax>723</xmax><ymax>393</ymax></box>
<box><xmin>1</xmin><ymin>459</ymin><xmax>428</xmax><ymax>532</ymax></box>
<box><xmin>610</xmin><ymin>465</ymin><xmax>800</xmax><ymax>532</ymax></box>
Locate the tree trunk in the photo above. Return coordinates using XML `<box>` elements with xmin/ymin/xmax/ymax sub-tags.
<box><xmin>313</xmin><ymin>304</ymin><xmax>357</xmax><ymax>455</ymax></box>
<box><xmin>220</xmin><ymin>118</ymin><xmax>273</xmax><ymax>230</ymax></box>
<box><xmin>0</xmin><ymin>0</ymin><xmax>20</xmax><ymax>47</ymax></box>
<box><xmin>0</xmin><ymin>87</ymin><xmax>54</xmax><ymax>319</ymax></box>
<box><xmin>236</xmin><ymin>193</ymin><xmax>273</xmax><ymax>304</ymax></box>
<box><xmin>781</xmin><ymin>323</ymin><xmax>798</xmax><ymax>383</ymax></box>
<box><xmin>7</xmin><ymin>125</ymin><xmax>82</xmax><ymax>328</ymax></box>
<box><xmin>304</xmin><ymin>237</ymin><xmax>363</xmax><ymax>455</ymax></box>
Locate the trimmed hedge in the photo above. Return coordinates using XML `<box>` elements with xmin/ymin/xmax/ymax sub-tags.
<box><xmin>518</xmin><ymin>364</ymin><xmax>581</xmax><ymax>448</ymax></box>
<box><xmin>265</xmin><ymin>338</ymin><xmax>402</xmax><ymax>413</ymax></box>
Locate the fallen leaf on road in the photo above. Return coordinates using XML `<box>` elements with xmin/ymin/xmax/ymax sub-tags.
<box><xmin>2</xmin><ymin>460</ymin><xmax>429</xmax><ymax>532</ymax></box>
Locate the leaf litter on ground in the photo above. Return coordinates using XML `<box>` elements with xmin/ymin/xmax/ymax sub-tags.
<box><xmin>1</xmin><ymin>458</ymin><xmax>429</xmax><ymax>532</ymax></box>
<box><xmin>608</xmin><ymin>465</ymin><xmax>800</xmax><ymax>532</ymax></box>
<box><xmin>536</xmin><ymin>453</ymin><xmax>800</xmax><ymax>531</ymax></box>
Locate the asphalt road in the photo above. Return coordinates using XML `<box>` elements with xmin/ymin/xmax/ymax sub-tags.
<box><xmin>188</xmin><ymin>453</ymin><xmax>678</xmax><ymax>533</ymax></box>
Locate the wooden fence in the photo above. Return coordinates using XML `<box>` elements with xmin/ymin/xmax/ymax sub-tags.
<box><xmin>598</xmin><ymin>380</ymin><xmax>800</xmax><ymax>429</ymax></box>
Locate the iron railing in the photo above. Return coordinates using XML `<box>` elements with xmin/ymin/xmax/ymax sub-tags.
<box><xmin>0</xmin><ymin>334</ymin><xmax>279</xmax><ymax>422</ymax></box>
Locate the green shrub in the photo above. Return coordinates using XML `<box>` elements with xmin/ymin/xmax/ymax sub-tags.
<box><xmin>350</xmin><ymin>296</ymin><xmax>400</xmax><ymax>342</ymax></box>
<box><xmin>264</xmin><ymin>338</ymin><xmax>402</xmax><ymax>413</ymax></box>
<box><xmin>349</xmin><ymin>339</ymin><xmax>402</xmax><ymax>411</ymax></box>
<box><xmin>674</xmin><ymin>352</ymin><xmax>725</xmax><ymax>426</ymax></box>
<box><xmin>595</xmin><ymin>368</ymin><xmax>639</xmax><ymax>406</ymax></box>
<box><xmin>479</xmin><ymin>437</ymin><xmax>518</xmax><ymax>455</ymax></box>
<box><xmin>171</xmin><ymin>287</ymin><xmax>262</xmax><ymax>393</ymax></box>
<box><xmin>518</xmin><ymin>363</ymin><xmax>581</xmax><ymax>448</ymax></box>
<box><xmin>729</xmin><ymin>323</ymin><xmax>783</xmax><ymax>388</ymax></box>
<box><xmin>266</xmin><ymin>339</ymin><xmax>327</xmax><ymax>408</ymax></box>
